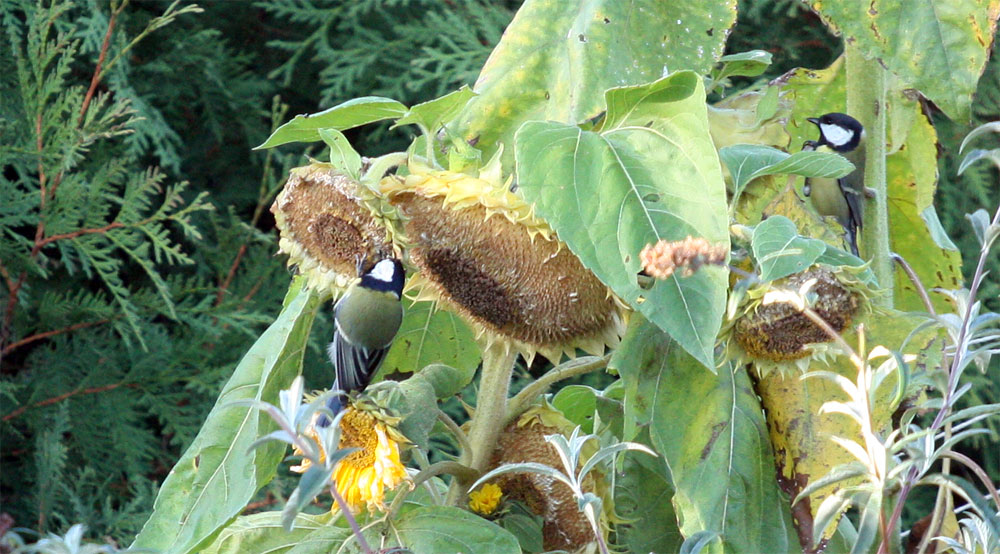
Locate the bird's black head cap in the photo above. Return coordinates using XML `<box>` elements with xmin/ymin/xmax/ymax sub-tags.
<box><xmin>359</xmin><ymin>257</ymin><xmax>405</xmax><ymax>298</ymax></box>
<box><xmin>807</xmin><ymin>112</ymin><xmax>864</xmax><ymax>152</ymax></box>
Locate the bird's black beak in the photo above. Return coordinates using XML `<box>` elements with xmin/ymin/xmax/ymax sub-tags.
<box><xmin>806</xmin><ymin>117</ymin><xmax>820</xmax><ymax>126</ymax></box>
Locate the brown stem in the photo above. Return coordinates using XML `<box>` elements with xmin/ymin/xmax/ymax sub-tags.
<box><xmin>37</xmin><ymin>222</ymin><xmax>125</xmax><ymax>247</ymax></box>
<box><xmin>77</xmin><ymin>3</ymin><xmax>118</xmax><ymax>127</ymax></box>
<box><xmin>1</xmin><ymin>319</ymin><xmax>110</xmax><ymax>356</ymax></box>
<box><xmin>891</xmin><ymin>254</ymin><xmax>937</xmax><ymax>316</ymax></box>
<box><xmin>3</xmin><ymin>382</ymin><xmax>136</xmax><ymax>422</ymax></box>
<box><xmin>216</xmin><ymin>244</ymin><xmax>248</xmax><ymax>306</ymax></box>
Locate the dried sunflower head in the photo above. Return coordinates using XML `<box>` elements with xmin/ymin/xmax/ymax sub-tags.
<box><xmin>488</xmin><ymin>404</ymin><xmax>613</xmax><ymax>552</ymax></box>
<box><xmin>722</xmin><ymin>265</ymin><xmax>873</xmax><ymax>376</ymax></box>
<box><xmin>271</xmin><ymin>163</ymin><xmax>392</xmax><ymax>296</ymax></box>
<box><xmin>379</xmin><ymin>168</ymin><xmax>625</xmax><ymax>363</ymax></box>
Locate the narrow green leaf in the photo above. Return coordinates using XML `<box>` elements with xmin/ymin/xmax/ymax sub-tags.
<box><xmin>256</xmin><ymin>97</ymin><xmax>407</xmax><ymax>149</ymax></box>
<box><xmin>393</xmin><ymin>85</ymin><xmax>476</xmax><ymax>132</ymax></box>
<box><xmin>751</xmin><ymin>216</ymin><xmax>827</xmax><ymax>282</ymax></box>
<box><xmin>317</xmin><ymin>128</ymin><xmax>362</xmax><ymax>180</ymax></box>
<box><xmin>959</xmin><ymin>120</ymin><xmax>1000</xmax><ymax>153</ymax></box>
<box><xmin>132</xmin><ymin>281</ymin><xmax>322</xmax><ymax>553</ymax></box>
<box><xmin>958</xmin><ymin>148</ymin><xmax>1000</xmax><ymax>174</ymax></box>
<box><xmin>717</xmin><ymin>50</ymin><xmax>774</xmax><ymax>78</ymax></box>
<box><xmin>516</xmin><ymin>74</ymin><xmax>728</xmax><ymax>367</ymax></box>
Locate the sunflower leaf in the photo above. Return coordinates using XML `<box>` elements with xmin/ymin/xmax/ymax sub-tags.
<box><xmin>516</xmin><ymin>72</ymin><xmax>729</xmax><ymax>368</ymax></box>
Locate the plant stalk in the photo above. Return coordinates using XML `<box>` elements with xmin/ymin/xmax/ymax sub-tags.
<box><xmin>466</xmin><ymin>346</ymin><xmax>517</xmax><ymax>473</ymax></box>
<box><xmin>846</xmin><ymin>44</ymin><xmax>893</xmax><ymax>308</ymax></box>
<box><xmin>446</xmin><ymin>346</ymin><xmax>517</xmax><ymax>506</ymax></box>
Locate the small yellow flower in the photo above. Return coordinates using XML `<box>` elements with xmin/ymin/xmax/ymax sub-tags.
<box><xmin>468</xmin><ymin>483</ymin><xmax>503</xmax><ymax>516</ymax></box>
<box><xmin>290</xmin><ymin>405</ymin><xmax>408</xmax><ymax>514</ymax></box>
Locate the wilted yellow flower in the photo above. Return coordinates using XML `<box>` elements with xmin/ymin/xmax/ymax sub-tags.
<box><xmin>271</xmin><ymin>163</ymin><xmax>392</xmax><ymax>295</ymax></box>
<box><xmin>468</xmin><ymin>483</ymin><xmax>503</xmax><ymax>516</ymax></box>
<box><xmin>290</xmin><ymin>405</ymin><xmax>408</xmax><ymax>514</ymax></box>
<box><xmin>380</xmin><ymin>168</ymin><xmax>626</xmax><ymax>363</ymax></box>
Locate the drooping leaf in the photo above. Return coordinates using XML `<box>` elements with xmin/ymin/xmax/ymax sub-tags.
<box><xmin>318</xmin><ymin>128</ymin><xmax>361</xmax><ymax>180</ymax></box>
<box><xmin>393</xmin><ymin>85</ymin><xmax>476</xmax><ymax>133</ymax></box>
<box><xmin>617</xmin><ymin>315</ymin><xmax>798</xmax><ymax>553</ymax></box>
<box><xmin>719</xmin><ymin>144</ymin><xmax>855</xmax><ymax>196</ymax></box>
<box><xmin>201</xmin><ymin>512</ymin><xmax>331</xmax><ymax>554</ymax></box>
<box><xmin>256</xmin><ymin>97</ymin><xmax>407</xmax><ymax>149</ymax></box>
<box><xmin>810</xmin><ymin>0</ymin><xmax>1000</xmax><ymax>121</ymax></box>
<box><xmin>885</xmin><ymin>103</ymin><xmax>963</xmax><ymax>311</ymax></box>
<box><xmin>614</xmin><ymin>438</ymin><xmax>683</xmax><ymax>553</ymax></box>
<box><xmin>450</xmin><ymin>0</ymin><xmax>738</xmax><ymax>167</ymax></box>
<box><xmin>285</xmin><ymin>506</ymin><xmax>520</xmax><ymax>554</ymax></box>
<box><xmin>132</xmin><ymin>280</ymin><xmax>322</xmax><ymax>553</ymax></box>
<box><xmin>516</xmin><ymin>73</ymin><xmax>729</xmax><ymax>367</ymax></box>
<box><xmin>751</xmin><ymin>216</ymin><xmax>827</xmax><ymax>282</ymax></box>
<box><xmin>379</xmin><ymin>297</ymin><xmax>481</xmax><ymax>377</ymax></box>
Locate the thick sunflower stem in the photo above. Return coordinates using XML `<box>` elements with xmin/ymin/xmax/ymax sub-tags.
<box><xmin>448</xmin><ymin>345</ymin><xmax>517</xmax><ymax>505</ymax></box>
<box><xmin>846</xmin><ymin>44</ymin><xmax>893</xmax><ymax>308</ymax></box>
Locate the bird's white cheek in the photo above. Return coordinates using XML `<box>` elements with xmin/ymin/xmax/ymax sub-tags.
<box><xmin>821</xmin><ymin>123</ymin><xmax>853</xmax><ymax>147</ymax></box>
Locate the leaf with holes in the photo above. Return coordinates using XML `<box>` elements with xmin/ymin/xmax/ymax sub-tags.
<box><xmin>449</xmin><ymin>0</ymin><xmax>737</xmax><ymax>168</ymax></box>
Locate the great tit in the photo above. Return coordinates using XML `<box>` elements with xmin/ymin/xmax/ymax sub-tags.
<box><xmin>318</xmin><ymin>257</ymin><xmax>405</xmax><ymax>424</ymax></box>
<box><xmin>803</xmin><ymin>112</ymin><xmax>865</xmax><ymax>257</ymax></box>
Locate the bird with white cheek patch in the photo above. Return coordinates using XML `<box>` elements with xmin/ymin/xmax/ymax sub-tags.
<box><xmin>803</xmin><ymin>112</ymin><xmax>866</xmax><ymax>257</ymax></box>
<box><xmin>318</xmin><ymin>257</ymin><xmax>405</xmax><ymax>425</ymax></box>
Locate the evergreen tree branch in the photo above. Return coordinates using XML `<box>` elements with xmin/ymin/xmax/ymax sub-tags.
<box><xmin>2</xmin><ymin>382</ymin><xmax>137</xmax><ymax>422</ymax></box>
<box><xmin>1</xmin><ymin>319</ymin><xmax>111</xmax><ymax>357</ymax></box>
<box><xmin>78</xmin><ymin>0</ymin><xmax>125</xmax><ymax>128</ymax></box>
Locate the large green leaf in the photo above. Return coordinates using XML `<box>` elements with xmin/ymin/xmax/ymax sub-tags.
<box><xmin>516</xmin><ymin>73</ymin><xmax>729</xmax><ymax>367</ymax></box>
<box><xmin>132</xmin><ymin>281</ymin><xmax>321</xmax><ymax>553</ymax></box>
<box><xmin>886</xmin><ymin>107</ymin><xmax>963</xmax><ymax>311</ymax></box>
<box><xmin>810</xmin><ymin>0</ymin><xmax>1000</xmax><ymax>121</ymax></box>
<box><xmin>614</xmin><ymin>438</ymin><xmax>683</xmax><ymax>553</ymax></box>
<box><xmin>285</xmin><ymin>506</ymin><xmax>520</xmax><ymax>553</ymax></box>
<box><xmin>617</xmin><ymin>315</ymin><xmax>798</xmax><ymax>553</ymax></box>
<box><xmin>450</xmin><ymin>0</ymin><xmax>737</xmax><ymax>167</ymax></box>
<box><xmin>379</xmin><ymin>297</ymin><xmax>481</xmax><ymax>377</ymax></box>
<box><xmin>201</xmin><ymin>512</ymin><xmax>331</xmax><ymax>554</ymax></box>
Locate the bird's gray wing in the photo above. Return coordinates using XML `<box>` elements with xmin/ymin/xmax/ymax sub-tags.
<box><xmin>328</xmin><ymin>328</ymin><xmax>388</xmax><ymax>394</ymax></box>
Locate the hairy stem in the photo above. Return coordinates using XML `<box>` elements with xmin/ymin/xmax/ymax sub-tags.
<box><xmin>447</xmin><ymin>346</ymin><xmax>516</xmax><ymax>505</ymax></box>
<box><xmin>846</xmin><ymin>44</ymin><xmax>893</xmax><ymax>308</ymax></box>
<box><xmin>505</xmin><ymin>355</ymin><xmax>609</xmax><ymax>425</ymax></box>
<box><xmin>331</xmin><ymin>484</ymin><xmax>373</xmax><ymax>554</ymax></box>
<box><xmin>467</xmin><ymin>346</ymin><xmax>517</xmax><ymax>472</ymax></box>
